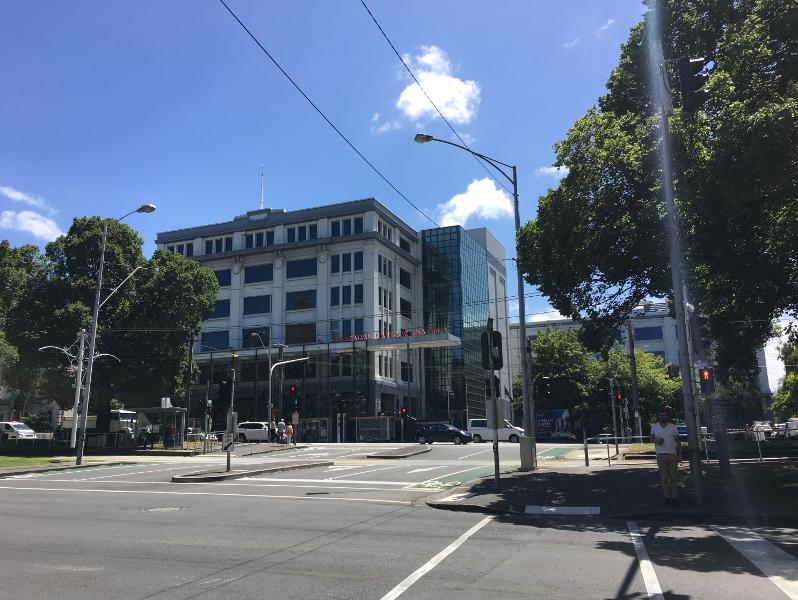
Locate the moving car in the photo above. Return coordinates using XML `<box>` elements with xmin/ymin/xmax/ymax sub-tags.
<box><xmin>236</xmin><ymin>421</ymin><xmax>271</xmax><ymax>442</ymax></box>
<box><xmin>467</xmin><ymin>418</ymin><xmax>523</xmax><ymax>443</ymax></box>
<box><xmin>0</xmin><ymin>422</ymin><xmax>37</xmax><ymax>441</ymax></box>
<box><xmin>416</xmin><ymin>422</ymin><xmax>472</xmax><ymax>445</ymax></box>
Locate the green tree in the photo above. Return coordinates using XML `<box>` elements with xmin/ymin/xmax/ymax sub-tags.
<box><xmin>772</xmin><ymin>335</ymin><xmax>798</xmax><ymax>421</ymax></box>
<box><xmin>4</xmin><ymin>218</ymin><xmax>218</xmax><ymax>429</ymax></box>
<box><xmin>529</xmin><ymin>328</ymin><xmax>591</xmax><ymax>414</ymax></box>
<box><xmin>517</xmin><ymin>0</ymin><xmax>798</xmax><ymax>382</ymax></box>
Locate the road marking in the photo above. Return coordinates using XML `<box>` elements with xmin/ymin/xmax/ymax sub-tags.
<box><xmin>627</xmin><ymin>521</ymin><xmax>664</xmax><ymax>600</ymax></box>
<box><xmin>406</xmin><ymin>466</ymin><xmax>446</xmax><ymax>473</ymax></box>
<box><xmin>245</xmin><ymin>477</ymin><xmax>438</xmax><ymax>487</ymax></box>
<box><xmin>525</xmin><ymin>505</ymin><xmax>599</xmax><ymax>515</ymax></box>
<box><xmin>0</xmin><ymin>485</ymin><xmax>413</xmax><ymax>505</ymax></box>
<box><xmin>76</xmin><ymin>464</ymin><xmax>216</xmax><ymax>481</ymax></box>
<box><xmin>456</xmin><ymin>449</ymin><xmax>491</xmax><ymax>460</ymax></box>
<box><xmin>327</xmin><ymin>465</ymin><xmax>400</xmax><ymax>480</ymax></box>
<box><xmin>324</xmin><ymin>465</ymin><xmax>360</xmax><ymax>472</ymax></box>
<box><xmin>712</xmin><ymin>526</ymin><xmax>798</xmax><ymax>599</ymax></box>
<box><xmin>438</xmin><ymin>492</ymin><xmax>472</xmax><ymax>503</ymax></box>
<box><xmin>379</xmin><ymin>516</ymin><xmax>493</xmax><ymax>600</ymax></box>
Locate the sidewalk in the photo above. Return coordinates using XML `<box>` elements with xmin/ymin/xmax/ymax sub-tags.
<box><xmin>428</xmin><ymin>460</ymin><xmax>798</xmax><ymax>526</ymax></box>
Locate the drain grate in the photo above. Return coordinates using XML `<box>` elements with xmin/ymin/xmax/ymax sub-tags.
<box><xmin>144</xmin><ymin>506</ymin><xmax>186</xmax><ymax>513</ymax></box>
<box><xmin>525</xmin><ymin>505</ymin><xmax>600</xmax><ymax>515</ymax></box>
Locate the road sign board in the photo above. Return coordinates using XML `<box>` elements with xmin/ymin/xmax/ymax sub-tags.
<box><xmin>292</xmin><ymin>411</ymin><xmax>299</xmax><ymax>426</ymax></box>
<box><xmin>222</xmin><ymin>433</ymin><xmax>234</xmax><ymax>451</ymax></box>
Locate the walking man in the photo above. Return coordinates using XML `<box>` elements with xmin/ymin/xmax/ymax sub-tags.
<box><xmin>652</xmin><ymin>406</ymin><xmax>681</xmax><ymax>505</ymax></box>
<box><xmin>277</xmin><ymin>418</ymin><xmax>286</xmax><ymax>444</ymax></box>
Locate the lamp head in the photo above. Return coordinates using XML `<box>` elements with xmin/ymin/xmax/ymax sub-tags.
<box><xmin>414</xmin><ymin>133</ymin><xmax>434</xmax><ymax>144</ymax></box>
<box><xmin>136</xmin><ymin>204</ymin><xmax>157</xmax><ymax>214</ymax></box>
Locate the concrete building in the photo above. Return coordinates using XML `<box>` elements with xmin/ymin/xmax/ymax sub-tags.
<box><xmin>157</xmin><ymin>199</ymin><xmax>521</xmax><ymax>441</ymax></box>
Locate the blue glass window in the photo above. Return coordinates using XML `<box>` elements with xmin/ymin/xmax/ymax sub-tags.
<box><xmin>330</xmin><ymin>287</ymin><xmax>339</xmax><ymax>306</ymax></box>
<box><xmin>331</xmin><ymin>255</ymin><xmax>340</xmax><ymax>273</ymax></box>
<box><xmin>354</xmin><ymin>284</ymin><xmax>363</xmax><ymax>304</ymax></box>
<box><xmin>201</xmin><ymin>330</ymin><xmax>229</xmax><ymax>350</ymax></box>
<box><xmin>342</xmin><ymin>319</ymin><xmax>352</xmax><ymax>337</ymax></box>
<box><xmin>342</xmin><ymin>285</ymin><xmax>351</xmax><ymax>305</ymax></box>
<box><xmin>243</xmin><ymin>295</ymin><xmax>270</xmax><ymax>315</ymax></box>
<box><xmin>331</xmin><ymin>221</ymin><xmax>341</xmax><ymax>237</ymax></box>
<box><xmin>286</xmin><ymin>290</ymin><xmax>316</xmax><ymax>310</ymax></box>
<box><xmin>309</xmin><ymin>224</ymin><xmax>318</xmax><ymax>239</ymax></box>
<box><xmin>209</xmin><ymin>299</ymin><xmax>230</xmax><ymax>319</ymax></box>
<box><xmin>354</xmin><ymin>318</ymin><xmax>364</xmax><ymax>335</ymax></box>
<box><xmin>214</xmin><ymin>269</ymin><xmax>231</xmax><ymax>287</ymax></box>
<box><xmin>266</xmin><ymin>231</ymin><xmax>274</xmax><ymax>246</ymax></box>
<box><xmin>342</xmin><ymin>253</ymin><xmax>351</xmax><ymax>272</ymax></box>
<box><xmin>286</xmin><ymin>258</ymin><xmax>317</xmax><ymax>278</ymax></box>
<box><xmin>244</xmin><ymin>264</ymin><xmax>273</xmax><ymax>284</ymax></box>
<box><xmin>287</xmin><ymin>228</ymin><xmax>296</xmax><ymax>243</ymax></box>
<box><xmin>354</xmin><ymin>251</ymin><xmax>363</xmax><ymax>270</ymax></box>
<box><xmin>354</xmin><ymin>217</ymin><xmax>363</xmax><ymax>234</ymax></box>
<box><xmin>634</xmin><ymin>326</ymin><xmax>664</xmax><ymax>341</ymax></box>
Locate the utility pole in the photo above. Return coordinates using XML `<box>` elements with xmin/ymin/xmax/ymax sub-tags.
<box><xmin>626</xmin><ymin>319</ymin><xmax>642</xmax><ymax>438</ymax></box>
<box><xmin>648</xmin><ymin>1</ymin><xmax>702</xmax><ymax>502</ymax></box>
<box><xmin>184</xmin><ymin>334</ymin><xmax>194</xmax><ymax>438</ymax></box>
<box><xmin>608</xmin><ymin>379</ymin><xmax>619</xmax><ymax>456</ymax></box>
<box><xmin>69</xmin><ymin>331</ymin><xmax>87</xmax><ymax>449</ymax></box>
<box><xmin>226</xmin><ymin>365</ymin><xmax>236</xmax><ymax>472</ymax></box>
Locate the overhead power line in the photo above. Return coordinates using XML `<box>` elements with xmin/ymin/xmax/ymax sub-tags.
<box><xmin>216</xmin><ymin>0</ymin><xmax>439</xmax><ymax>228</ymax></box>
<box><xmin>359</xmin><ymin>0</ymin><xmax>514</xmax><ymax>196</ymax></box>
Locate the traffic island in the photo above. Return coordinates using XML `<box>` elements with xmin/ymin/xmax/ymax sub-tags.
<box><xmin>171</xmin><ymin>460</ymin><xmax>333</xmax><ymax>483</ymax></box>
<box><xmin>366</xmin><ymin>446</ymin><xmax>432</xmax><ymax>459</ymax></box>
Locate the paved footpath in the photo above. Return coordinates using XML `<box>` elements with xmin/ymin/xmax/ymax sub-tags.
<box><xmin>0</xmin><ymin>444</ymin><xmax>795</xmax><ymax>599</ymax></box>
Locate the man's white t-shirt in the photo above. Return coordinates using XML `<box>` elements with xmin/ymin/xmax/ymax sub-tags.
<box><xmin>651</xmin><ymin>422</ymin><xmax>679</xmax><ymax>455</ymax></box>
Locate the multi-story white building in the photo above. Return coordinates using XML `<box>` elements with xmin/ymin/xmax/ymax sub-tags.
<box><xmin>156</xmin><ymin>199</ymin><xmax>464</xmax><ymax>441</ymax></box>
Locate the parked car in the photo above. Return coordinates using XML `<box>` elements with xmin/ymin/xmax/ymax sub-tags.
<box><xmin>588</xmin><ymin>433</ymin><xmax>614</xmax><ymax>444</ymax></box>
<box><xmin>236</xmin><ymin>421</ymin><xmax>271</xmax><ymax>442</ymax></box>
<box><xmin>467</xmin><ymin>418</ymin><xmax>523</xmax><ymax>443</ymax></box>
<box><xmin>0</xmin><ymin>422</ymin><xmax>37</xmax><ymax>441</ymax></box>
<box><xmin>752</xmin><ymin>421</ymin><xmax>775</xmax><ymax>439</ymax></box>
<box><xmin>416</xmin><ymin>423</ymin><xmax>472</xmax><ymax>445</ymax></box>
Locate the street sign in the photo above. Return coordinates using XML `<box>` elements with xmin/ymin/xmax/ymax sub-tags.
<box><xmin>222</xmin><ymin>433</ymin><xmax>234</xmax><ymax>451</ymax></box>
<box><xmin>292</xmin><ymin>411</ymin><xmax>299</xmax><ymax>426</ymax></box>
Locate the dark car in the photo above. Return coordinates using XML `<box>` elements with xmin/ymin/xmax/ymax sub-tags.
<box><xmin>416</xmin><ymin>423</ymin><xmax>472</xmax><ymax>445</ymax></box>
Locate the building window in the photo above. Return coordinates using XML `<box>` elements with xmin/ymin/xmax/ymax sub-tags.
<box><xmin>286</xmin><ymin>258</ymin><xmax>317</xmax><ymax>278</ymax></box>
<box><xmin>225</xmin><ymin>237</ymin><xmax>233</xmax><ymax>252</ymax></box>
<box><xmin>399</xmin><ymin>237</ymin><xmax>410</xmax><ymax>253</ymax></box>
<box><xmin>379</xmin><ymin>221</ymin><xmax>393</xmax><ymax>241</ymax></box>
<box><xmin>255</xmin><ymin>232</ymin><xmax>264</xmax><ymax>247</ymax></box>
<box><xmin>209</xmin><ymin>299</ymin><xmax>230</xmax><ymax>319</ymax></box>
<box><xmin>286</xmin><ymin>290</ymin><xmax>316</xmax><ymax>311</ymax></box>
<box><xmin>331</xmin><ymin>254</ymin><xmax>340</xmax><ymax>273</ymax></box>
<box><xmin>399</xmin><ymin>268</ymin><xmax>412</xmax><ymax>289</ymax></box>
<box><xmin>401</xmin><ymin>362</ymin><xmax>413</xmax><ymax>383</ymax></box>
<box><xmin>354</xmin><ymin>318</ymin><xmax>364</xmax><ymax>335</ymax></box>
<box><xmin>242</xmin><ymin>327</ymin><xmax>269</xmax><ymax>348</ymax></box>
<box><xmin>331</xmin><ymin>286</ymin><xmax>340</xmax><ymax>306</ymax></box>
<box><xmin>400</xmin><ymin>298</ymin><xmax>412</xmax><ymax>320</ymax></box>
<box><xmin>214</xmin><ymin>269</ymin><xmax>232</xmax><ymax>287</ymax></box>
<box><xmin>245</xmin><ymin>234</ymin><xmax>254</xmax><ymax>249</ymax></box>
<box><xmin>185</xmin><ymin>243</ymin><xmax>194</xmax><ymax>257</ymax></box>
<box><xmin>285</xmin><ymin>322</ymin><xmax>316</xmax><ymax>344</ymax></box>
<box><xmin>206</xmin><ymin>237</ymin><xmax>232</xmax><ymax>255</ymax></box>
<box><xmin>309</xmin><ymin>224</ymin><xmax>318</xmax><ymax>239</ymax></box>
<box><xmin>330</xmin><ymin>320</ymin><xmax>341</xmax><ymax>339</ymax></box>
<box><xmin>243</xmin><ymin>294</ymin><xmax>270</xmax><ymax>315</ymax></box>
<box><xmin>343</xmin><ymin>219</ymin><xmax>352</xmax><ymax>236</ymax></box>
<box><xmin>353</xmin><ymin>217</ymin><xmax>363</xmax><ymax>234</ymax></box>
<box><xmin>634</xmin><ymin>326</ymin><xmax>664</xmax><ymax>341</ymax></box>
<box><xmin>378</xmin><ymin>255</ymin><xmax>393</xmax><ymax>278</ymax></box>
<box><xmin>342</xmin><ymin>285</ymin><xmax>352</xmax><ymax>305</ymax></box>
<box><xmin>205</xmin><ymin>240</ymin><xmax>213</xmax><ymax>255</ymax></box>
<box><xmin>354</xmin><ymin>284</ymin><xmax>363</xmax><ymax>304</ymax></box>
<box><xmin>298</xmin><ymin>226</ymin><xmax>307</xmax><ymax>242</ymax></box>
<box><xmin>342</xmin><ymin>319</ymin><xmax>352</xmax><ymax>338</ymax></box>
<box><xmin>201</xmin><ymin>330</ymin><xmax>229</xmax><ymax>350</ymax></box>
<box><xmin>214</xmin><ymin>239</ymin><xmax>223</xmax><ymax>254</ymax></box>
<box><xmin>287</xmin><ymin>228</ymin><xmax>296</xmax><ymax>243</ymax></box>
<box><xmin>331</xmin><ymin>221</ymin><xmax>341</xmax><ymax>237</ymax></box>
<box><xmin>342</xmin><ymin>253</ymin><xmax>351</xmax><ymax>272</ymax></box>
<box><xmin>354</xmin><ymin>251</ymin><xmax>363</xmax><ymax>271</ymax></box>
<box><xmin>244</xmin><ymin>264</ymin><xmax>273</xmax><ymax>284</ymax></box>
<box><xmin>266</xmin><ymin>231</ymin><xmax>274</xmax><ymax>246</ymax></box>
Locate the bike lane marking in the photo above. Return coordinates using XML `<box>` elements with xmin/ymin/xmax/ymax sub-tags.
<box><xmin>627</xmin><ymin>521</ymin><xmax>665</xmax><ymax>600</ymax></box>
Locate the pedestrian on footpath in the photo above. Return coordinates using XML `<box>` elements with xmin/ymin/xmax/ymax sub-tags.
<box><xmin>277</xmin><ymin>418</ymin><xmax>286</xmax><ymax>444</ymax></box>
<box><xmin>269</xmin><ymin>420</ymin><xmax>276</xmax><ymax>443</ymax></box>
<box><xmin>652</xmin><ymin>406</ymin><xmax>681</xmax><ymax>506</ymax></box>
<box><xmin>285</xmin><ymin>423</ymin><xmax>294</xmax><ymax>445</ymax></box>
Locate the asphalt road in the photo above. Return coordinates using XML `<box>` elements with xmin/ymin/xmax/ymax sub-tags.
<box><xmin>0</xmin><ymin>443</ymin><xmax>795</xmax><ymax>599</ymax></box>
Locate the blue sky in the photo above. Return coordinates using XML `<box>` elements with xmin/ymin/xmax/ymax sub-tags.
<box><xmin>0</xmin><ymin>0</ymin><xmax>646</xmax><ymax>323</ymax></box>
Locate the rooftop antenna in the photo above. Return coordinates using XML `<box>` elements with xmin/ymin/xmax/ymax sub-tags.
<box><xmin>259</xmin><ymin>164</ymin><xmax>264</xmax><ymax>210</ymax></box>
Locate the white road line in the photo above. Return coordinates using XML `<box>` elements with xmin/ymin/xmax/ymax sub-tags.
<box><xmin>406</xmin><ymin>466</ymin><xmax>446</xmax><ymax>474</ymax></box>
<box><xmin>8</xmin><ymin>462</ymin><xmax>161</xmax><ymax>479</ymax></box>
<box><xmin>245</xmin><ymin>477</ymin><xmax>432</xmax><ymax>487</ymax></box>
<box><xmin>76</xmin><ymin>464</ymin><xmax>216</xmax><ymax>481</ymax></box>
<box><xmin>627</xmin><ymin>521</ymin><xmax>664</xmax><ymax>600</ymax></box>
<box><xmin>408</xmin><ymin>466</ymin><xmax>485</xmax><ymax>488</ymax></box>
<box><xmin>379</xmin><ymin>516</ymin><xmax>493</xmax><ymax>600</ymax></box>
<box><xmin>324</xmin><ymin>465</ymin><xmax>360</xmax><ymax>472</ymax></box>
<box><xmin>327</xmin><ymin>466</ymin><xmax>400</xmax><ymax>480</ymax></box>
<box><xmin>456</xmin><ymin>449</ymin><xmax>491</xmax><ymax>460</ymax></box>
<box><xmin>0</xmin><ymin>485</ymin><xmax>412</xmax><ymax>505</ymax></box>
<box><xmin>712</xmin><ymin>526</ymin><xmax>798</xmax><ymax>599</ymax></box>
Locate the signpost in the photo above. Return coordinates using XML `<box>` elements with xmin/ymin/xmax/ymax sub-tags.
<box><xmin>481</xmin><ymin>318</ymin><xmax>502</xmax><ymax>490</ymax></box>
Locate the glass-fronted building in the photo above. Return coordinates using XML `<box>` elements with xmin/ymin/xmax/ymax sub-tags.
<box><xmin>422</xmin><ymin>226</ymin><xmax>489</xmax><ymax>429</ymax></box>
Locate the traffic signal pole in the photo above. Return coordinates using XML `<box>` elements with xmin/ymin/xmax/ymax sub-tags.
<box><xmin>486</xmin><ymin>318</ymin><xmax>501</xmax><ymax>490</ymax></box>
<box><xmin>648</xmin><ymin>1</ymin><xmax>702</xmax><ymax>503</ymax></box>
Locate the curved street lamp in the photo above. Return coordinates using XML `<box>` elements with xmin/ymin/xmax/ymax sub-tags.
<box><xmin>413</xmin><ymin>133</ymin><xmax>536</xmax><ymax>469</ymax></box>
<box><xmin>75</xmin><ymin>204</ymin><xmax>156</xmax><ymax>465</ymax></box>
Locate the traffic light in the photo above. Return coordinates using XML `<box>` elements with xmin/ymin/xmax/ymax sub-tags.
<box><xmin>616</xmin><ymin>391</ymin><xmax>623</xmax><ymax>404</ymax></box>
<box><xmin>400</xmin><ymin>405</ymin><xmax>408</xmax><ymax>417</ymax></box>
<box><xmin>677</xmin><ymin>57</ymin><xmax>710</xmax><ymax>112</ymax></box>
<box><xmin>698</xmin><ymin>367</ymin><xmax>715</xmax><ymax>394</ymax></box>
<box><xmin>205</xmin><ymin>399</ymin><xmax>212</xmax><ymax>415</ymax></box>
<box><xmin>480</xmin><ymin>331</ymin><xmax>503</xmax><ymax>370</ymax></box>
<box><xmin>288</xmin><ymin>384</ymin><xmax>299</xmax><ymax>410</ymax></box>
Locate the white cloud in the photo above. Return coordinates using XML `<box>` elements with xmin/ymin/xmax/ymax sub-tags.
<box><xmin>563</xmin><ymin>37</ymin><xmax>580</xmax><ymax>49</ymax></box>
<box><xmin>437</xmin><ymin>178</ymin><xmax>513</xmax><ymax>227</ymax></box>
<box><xmin>597</xmin><ymin>19</ymin><xmax>615</xmax><ymax>34</ymax></box>
<box><xmin>528</xmin><ymin>309</ymin><xmax>569</xmax><ymax>323</ymax></box>
<box><xmin>371</xmin><ymin>112</ymin><xmax>380</xmax><ymax>123</ymax></box>
<box><xmin>370</xmin><ymin>117</ymin><xmax>402</xmax><ymax>135</ymax></box>
<box><xmin>395</xmin><ymin>45</ymin><xmax>481</xmax><ymax>125</ymax></box>
<box><xmin>0</xmin><ymin>185</ymin><xmax>55</xmax><ymax>214</ymax></box>
<box><xmin>0</xmin><ymin>209</ymin><xmax>63</xmax><ymax>241</ymax></box>
<box><xmin>535</xmin><ymin>165</ymin><xmax>570</xmax><ymax>180</ymax></box>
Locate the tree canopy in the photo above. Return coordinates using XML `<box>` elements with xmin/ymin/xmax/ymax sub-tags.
<box><xmin>517</xmin><ymin>0</ymin><xmax>798</xmax><ymax>382</ymax></box>
<box><xmin>1</xmin><ymin>218</ymin><xmax>217</xmax><ymax>427</ymax></box>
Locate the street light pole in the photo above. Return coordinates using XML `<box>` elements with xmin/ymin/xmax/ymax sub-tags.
<box><xmin>75</xmin><ymin>204</ymin><xmax>156</xmax><ymax>466</ymax></box>
<box><xmin>414</xmin><ymin>133</ymin><xmax>536</xmax><ymax>469</ymax></box>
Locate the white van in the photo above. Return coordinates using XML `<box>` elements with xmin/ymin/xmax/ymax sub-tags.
<box><xmin>467</xmin><ymin>418</ymin><xmax>524</xmax><ymax>443</ymax></box>
<box><xmin>0</xmin><ymin>422</ymin><xmax>37</xmax><ymax>441</ymax></box>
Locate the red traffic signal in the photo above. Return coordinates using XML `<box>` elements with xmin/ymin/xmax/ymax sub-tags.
<box><xmin>698</xmin><ymin>367</ymin><xmax>715</xmax><ymax>394</ymax></box>
<box><xmin>616</xmin><ymin>392</ymin><xmax>622</xmax><ymax>402</ymax></box>
<box><xmin>400</xmin><ymin>405</ymin><xmax>408</xmax><ymax>416</ymax></box>
<box><xmin>288</xmin><ymin>384</ymin><xmax>297</xmax><ymax>394</ymax></box>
